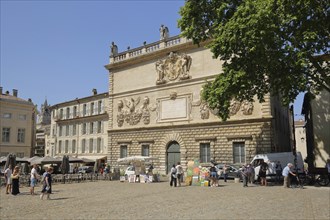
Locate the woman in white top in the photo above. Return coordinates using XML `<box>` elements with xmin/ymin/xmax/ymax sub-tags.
<box><xmin>5</xmin><ymin>165</ymin><xmax>12</xmax><ymax>194</ymax></box>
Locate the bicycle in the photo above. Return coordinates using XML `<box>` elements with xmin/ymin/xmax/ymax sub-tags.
<box><xmin>299</xmin><ymin>169</ymin><xmax>330</xmax><ymax>186</ymax></box>
<box><xmin>316</xmin><ymin>174</ymin><xmax>329</xmax><ymax>186</ymax></box>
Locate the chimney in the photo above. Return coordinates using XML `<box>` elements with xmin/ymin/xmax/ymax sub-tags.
<box><xmin>92</xmin><ymin>88</ymin><xmax>97</xmax><ymax>95</ymax></box>
<box><xmin>13</xmin><ymin>89</ymin><xmax>18</xmax><ymax>97</ymax></box>
<box><xmin>0</xmin><ymin>87</ymin><xmax>2</xmax><ymax>95</ymax></box>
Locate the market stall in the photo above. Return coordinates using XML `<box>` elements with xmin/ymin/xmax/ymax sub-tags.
<box><xmin>117</xmin><ymin>156</ymin><xmax>158</xmax><ymax>183</ymax></box>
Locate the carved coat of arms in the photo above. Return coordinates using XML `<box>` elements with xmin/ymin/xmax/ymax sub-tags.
<box><xmin>156</xmin><ymin>52</ymin><xmax>192</xmax><ymax>85</ymax></box>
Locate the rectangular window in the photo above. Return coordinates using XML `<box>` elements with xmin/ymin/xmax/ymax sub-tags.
<box><xmin>66</xmin><ymin>125</ymin><xmax>69</xmax><ymax>136</ymax></box>
<box><xmin>120</xmin><ymin>145</ymin><xmax>127</xmax><ymax>158</ymax></box>
<box><xmin>97</xmin><ymin>121</ymin><xmax>102</xmax><ymax>133</ymax></box>
<box><xmin>83</xmin><ymin>104</ymin><xmax>87</xmax><ymax>116</ymax></box>
<box><xmin>65</xmin><ymin>140</ymin><xmax>69</xmax><ymax>153</ymax></box>
<box><xmin>73</xmin><ymin>106</ymin><xmax>77</xmax><ymax>117</ymax></box>
<box><xmin>2</xmin><ymin>128</ymin><xmax>10</xmax><ymax>142</ymax></box>
<box><xmin>58</xmin><ymin>141</ymin><xmax>62</xmax><ymax>153</ymax></box>
<box><xmin>89</xmin><ymin>139</ymin><xmax>93</xmax><ymax>153</ymax></box>
<box><xmin>18</xmin><ymin>114</ymin><xmax>27</xmax><ymax>120</ymax></box>
<box><xmin>90</xmin><ymin>122</ymin><xmax>94</xmax><ymax>134</ymax></box>
<box><xmin>60</xmin><ymin>109</ymin><xmax>63</xmax><ymax>119</ymax></box>
<box><xmin>17</xmin><ymin>128</ymin><xmax>25</xmax><ymax>143</ymax></box>
<box><xmin>72</xmin><ymin>124</ymin><xmax>77</xmax><ymax>135</ymax></box>
<box><xmin>97</xmin><ymin>138</ymin><xmax>102</xmax><ymax>153</ymax></box>
<box><xmin>72</xmin><ymin>140</ymin><xmax>76</xmax><ymax>153</ymax></box>
<box><xmin>200</xmin><ymin>143</ymin><xmax>210</xmax><ymax>163</ymax></box>
<box><xmin>233</xmin><ymin>142</ymin><xmax>245</xmax><ymax>164</ymax></box>
<box><xmin>59</xmin><ymin>126</ymin><xmax>63</xmax><ymax>137</ymax></box>
<box><xmin>66</xmin><ymin>107</ymin><xmax>70</xmax><ymax>119</ymax></box>
<box><xmin>3</xmin><ymin>113</ymin><xmax>12</xmax><ymax>119</ymax></box>
<box><xmin>90</xmin><ymin>102</ymin><xmax>94</xmax><ymax>115</ymax></box>
<box><xmin>82</xmin><ymin>123</ymin><xmax>87</xmax><ymax>135</ymax></box>
<box><xmin>98</xmin><ymin>101</ymin><xmax>102</xmax><ymax>114</ymax></box>
<box><xmin>81</xmin><ymin>139</ymin><xmax>86</xmax><ymax>153</ymax></box>
<box><xmin>141</xmin><ymin>144</ymin><xmax>149</xmax><ymax>156</ymax></box>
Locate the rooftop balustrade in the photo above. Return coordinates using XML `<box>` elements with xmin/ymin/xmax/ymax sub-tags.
<box><xmin>110</xmin><ymin>35</ymin><xmax>190</xmax><ymax>64</ymax></box>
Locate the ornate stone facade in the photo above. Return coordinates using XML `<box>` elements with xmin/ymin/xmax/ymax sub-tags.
<box><xmin>105</xmin><ymin>34</ymin><xmax>291</xmax><ymax>174</ymax></box>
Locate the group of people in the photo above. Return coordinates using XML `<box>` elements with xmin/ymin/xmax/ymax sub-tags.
<box><xmin>167</xmin><ymin>159</ymin><xmax>304</xmax><ymax>188</ymax></box>
<box><xmin>4</xmin><ymin>165</ymin><xmax>20</xmax><ymax>195</ymax></box>
<box><xmin>169</xmin><ymin>162</ymin><xmax>184</xmax><ymax>187</ymax></box>
<box><xmin>4</xmin><ymin>163</ymin><xmax>53</xmax><ymax>200</ymax></box>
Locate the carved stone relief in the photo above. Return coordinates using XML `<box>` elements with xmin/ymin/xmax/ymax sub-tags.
<box><xmin>193</xmin><ymin>98</ymin><xmax>253</xmax><ymax>119</ymax></box>
<box><xmin>229</xmin><ymin>100</ymin><xmax>241</xmax><ymax>116</ymax></box>
<box><xmin>117</xmin><ymin>96</ymin><xmax>156</xmax><ymax>126</ymax></box>
<box><xmin>241</xmin><ymin>100</ymin><xmax>254</xmax><ymax>115</ymax></box>
<box><xmin>200</xmin><ymin>101</ymin><xmax>210</xmax><ymax>119</ymax></box>
<box><xmin>229</xmin><ymin>99</ymin><xmax>254</xmax><ymax>116</ymax></box>
<box><xmin>156</xmin><ymin>52</ymin><xmax>192</xmax><ymax>85</ymax></box>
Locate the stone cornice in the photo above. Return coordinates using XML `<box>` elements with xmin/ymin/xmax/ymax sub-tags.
<box><xmin>107</xmin><ymin>117</ymin><xmax>272</xmax><ymax>133</ymax></box>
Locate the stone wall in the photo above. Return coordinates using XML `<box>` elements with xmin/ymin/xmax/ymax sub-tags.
<box><xmin>108</xmin><ymin>119</ymin><xmax>273</xmax><ymax>174</ymax></box>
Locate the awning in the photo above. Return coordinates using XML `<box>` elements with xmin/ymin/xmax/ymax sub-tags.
<box><xmin>79</xmin><ymin>155</ymin><xmax>107</xmax><ymax>161</ymax></box>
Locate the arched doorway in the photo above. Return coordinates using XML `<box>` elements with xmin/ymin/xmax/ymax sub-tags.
<box><xmin>166</xmin><ymin>141</ymin><xmax>180</xmax><ymax>173</ymax></box>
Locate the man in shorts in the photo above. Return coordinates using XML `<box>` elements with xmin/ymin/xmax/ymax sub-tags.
<box><xmin>30</xmin><ymin>164</ymin><xmax>39</xmax><ymax>195</ymax></box>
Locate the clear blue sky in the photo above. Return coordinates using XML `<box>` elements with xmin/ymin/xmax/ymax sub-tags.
<box><xmin>1</xmin><ymin>0</ymin><xmax>304</xmax><ymax>119</ymax></box>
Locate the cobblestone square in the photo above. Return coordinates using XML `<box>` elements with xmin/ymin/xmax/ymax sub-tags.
<box><xmin>1</xmin><ymin>180</ymin><xmax>329</xmax><ymax>220</ymax></box>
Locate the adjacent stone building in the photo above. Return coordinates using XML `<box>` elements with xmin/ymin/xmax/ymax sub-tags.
<box><xmin>302</xmin><ymin>90</ymin><xmax>330</xmax><ymax>168</ymax></box>
<box><xmin>295</xmin><ymin>119</ymin><xmax>307</xmax><ymax>162</ymax></box>
<box><xmin>35</xmin><ymin>99</ymin><xmax>52</xmax><ymax>156</ymax></box>
<box><xmin>0</xmin><ymin>87</ymin><xmax>36</xmax><ymax>157</ymax></box>
<box><xmin>46</xmin><ymin>89</ymin><xmax>109</xmax><ymax>165</ymax></box>
<box><xmin>105</xmin><ymin>31</ymin><xmax>291</xmax><ymax>174</ymax></box>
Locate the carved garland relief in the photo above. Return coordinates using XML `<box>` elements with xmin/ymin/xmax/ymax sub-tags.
<box><xmin>156</xmin><ymin>52</ymin><xmax>192</xmax><ymax>85</ymax></box>
<box><xmin>117</xmin><ymin>96</ymin><xmax>156</xmax><ymax>127</ymax></box>
<box><xmin>193</xmin><ymin>99</ymin><xmax>254</xmax><ymax>119</ymax></box>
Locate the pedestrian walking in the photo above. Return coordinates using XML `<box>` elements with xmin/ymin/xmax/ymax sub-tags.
<box><xmin>259</xmin><ymin>159</ymin><xmax>268</xmax><ymax>186</ymax></box>
<box><xmin>282</xmin><ymin>163</ymin><xmax>296</xmax><ymax>188</ymax></box>
<box><xmin>275</xmin><ymin>161</ymin><xmax>283</xmax><ymax>184</ymax></box>
<box><xmin>241</xmin><ymin>164</ymin><xmax>249</xmax><ymax>187</ymax></box>
<box><xmin>40</xmin><ymin>167</ymin><xmax>53</xmax><ymax>200</ymax></box>
<box><xmin>170</xmin><ymin>164</ymin><xmax>177</xmax><ymax>187</ymax></box>
<box><xmin>209</xmin><ymin>164</ymin><xmax>218</xmax><ymax>187</ymax></box>
<box><xmin>30</xmin><ymin>164</ymin><xmax>39</xmax><ymax>195</ymax></box>
<box><xmin>247</xmin><ymin>164</ymin><xmax>255</xmax><ymax>184</ymax></box>
<box><xmin>222</xmin><ymin>164</ymin><xmax>228</xmax><ymax>182</ymax></box>
<box><xmin>4</xmin><ymin>165</ymin><xmax>12</xmax><ymax>194</ymax></box>
<box><xmin>11</xmin><ymin>166</ymin><xmax>20</xmax><ymax>195</ymax></box>
<box><xmin>325</xmin><ymin>159</ymin><xmax>330</xmax><ymax>182</ymax></box>
<box><xmin>176</xmin><ymin>162</ymin><xmax>184</xmax><ymax>186</ymax></box>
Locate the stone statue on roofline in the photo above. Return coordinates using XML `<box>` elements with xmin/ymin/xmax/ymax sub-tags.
<box><xmin>160</xmin><ymin>24</ymin><xmax>169</xmax><ymax>40</ymax></box>
<box><xmin>110</xmin><ymin>41</ymin><xmax>118</xmax><ymax>56</ymax></box>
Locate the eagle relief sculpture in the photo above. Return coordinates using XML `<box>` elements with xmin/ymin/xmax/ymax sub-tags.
<box><xmin>156</xmin><ymin>52</ymin><xmax>192</xmax><ymax>85</ymax></box>
<box><xmin>117</xmin><ymin>96</ymin><xmax>156</xmax><ymax>126</ymax></box>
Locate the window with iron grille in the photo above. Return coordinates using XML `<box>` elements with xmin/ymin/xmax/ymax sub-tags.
<box><xmin>141</xmin><ymin>144</ymin><xmax>150</xmax><ymax>156</ymax></box>
<box><xmin>200</xmin><ymin>143</ymin><xmax>210</xmax><ymax>163</ymax></box>
<box><xmin>120</xmin><ymin>145</ymin><xmax>127</xmax><ymax>158</ymax></box>
<box><xmin>233</xmin><ymin>142</ymin><xmax>245</xmax><ymax>164</ymax></box>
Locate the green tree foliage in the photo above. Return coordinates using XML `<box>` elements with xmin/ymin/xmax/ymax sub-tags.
<box><xmin>178</xmin><ymin>0</ymin><xmax>329</xmax><ymax>120</ymax></box>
